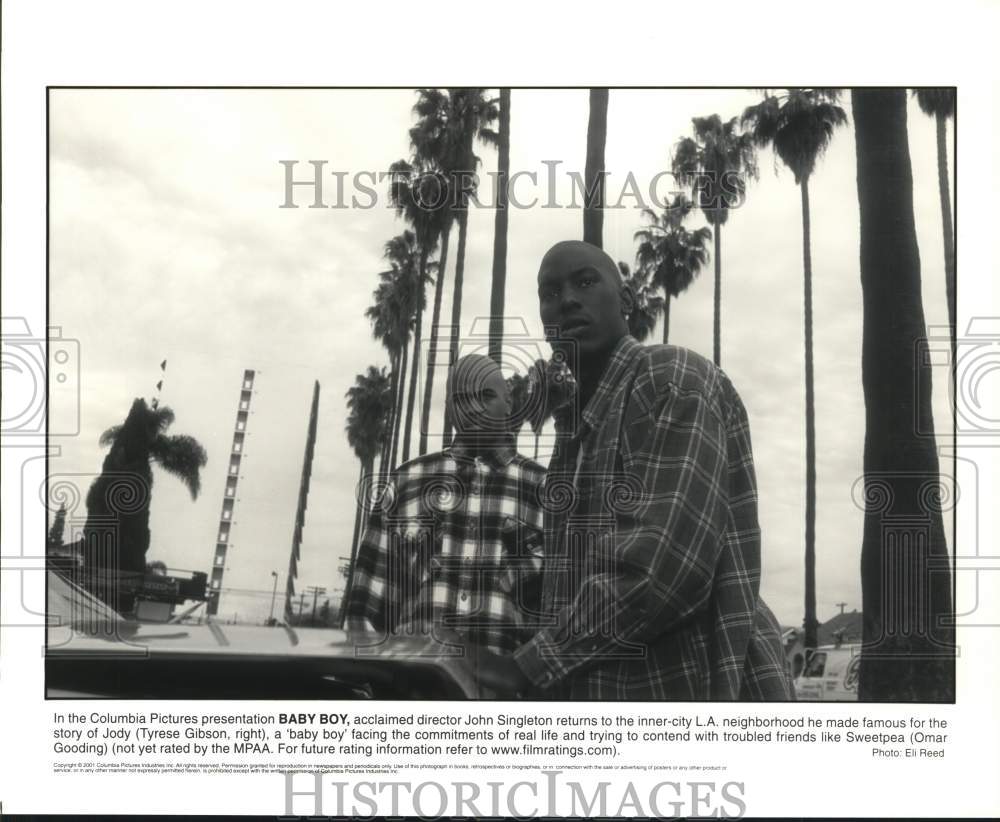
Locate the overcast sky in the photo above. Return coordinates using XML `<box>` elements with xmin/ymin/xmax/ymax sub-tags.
<box><xmin>48</xmin><ymin>88</ymin><xmax>954</xmax><ymax>628</ymax></box>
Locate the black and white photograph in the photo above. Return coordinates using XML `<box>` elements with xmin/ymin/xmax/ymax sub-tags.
<box><xmin>3</xmin><ymin>3</ymin><xmax>999</xmax><ymax>819</ymax></box>
<box><xmin>41</xmin><ymin>86</ymin><xmax>956</xmax><ymax>703</ymax></box>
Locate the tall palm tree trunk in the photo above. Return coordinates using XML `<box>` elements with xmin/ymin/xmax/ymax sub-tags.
<box><xmin>801</xmin><ymin>177</ymin><xmax>818</xmax><ymax>650</ymax></box>
<box><xmin>583</xmin><ymin>88</ymin><xmax>609</xmax><ymax>248</ymax></box>
<box><xmin>380</xmin><ymin>353</ymin><xmax>400</xmax><ymax>482</ymax></box>
<box><xmin>348</xmin><ymin>461</ymin><xmax>364</xmax><ymax>573</ymax></box>
<box><xmin>442</xmin><ymin>208</ymin><xmax>469</xmax><ymax>446</ymax></box>
<box><xmin>852</xmin><ymin>88</ymin><xmax>954</xmax><ymax>701</ymax></box>
<box><xmin>350</xmin><ymin>478</ymin><xmax>363</xmax><ymax>548</ymax></box>
<box><xmin>402</xmin><ymin>247</ymin><xmax>429</xmax><ymax>462</ymax></box>
<box><xmin>420</xmin><ymin>225</ymin><xmax>451</xmax><ymax>456</ymax></box>
<box><xmin>712</xmin><ymin>223</ymin><xmax>722</xmax><ymax>365</ymax></box>
<box><xmin>391</xmin><ymin>341</ymin><xmax>408</xmax><ymax>469</ymax></box>
<box><xmin>488</xmin><ymin>88</ymin><xmax>511</xmax><ymax>363</ymax></box>
<box><xmin>661</xmin><ymin>293</ymin><xmax>672</xmax><ymax>345</ymax></box>
<box><xmin>340</xmin><ymin>456</ymin><xmax>373</xmax><ymax>627</ymax></box>
<box><xmin>935</xmin><ymin>111</ymin><xmax>956</xmax><ymax>358</ymax></box>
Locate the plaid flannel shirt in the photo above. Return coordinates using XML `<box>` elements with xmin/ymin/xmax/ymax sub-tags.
<box><xmin>345</xmin><ymin>437</ymin><xmax>546</xmax><ymax>656</ymax></box>
<box><xmin>514</xmin><ymin>336</ymin><xmax>794</xmax><ymax>700</ymax></box>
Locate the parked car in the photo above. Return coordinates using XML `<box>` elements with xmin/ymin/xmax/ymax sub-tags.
<box><xmin>45</xmin><ymin>571</ymin><xmax>478</xmax><ymax>699</ymax></box>
<box><xmin>793</xmin><ymin>643</ymin><xmax>861</xmax><ymax>701</ymax></box>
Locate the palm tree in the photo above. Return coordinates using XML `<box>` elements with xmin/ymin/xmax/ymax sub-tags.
<box><xmin>633</xmin><ymin>194</ymin><xmax>712</xmax><ymax>344</ymax></box>
<box><xmin>583</xmin><ymin>88</ymin><xmax>609</xmax><ymax>247</ymax></box>
<box><xmin>742</xmin><ymin>88</ymin><xmax>848</xmax><ymax>651</ymax></box>
<box><xmin>47</xmin><ymin>502</ymin><xmax>67</xmax><ymax>554</ymax></box>
<box><xmin>913</xmin><ymin>88</ymin><xmax>956</xmax><ymax>357</ymax></box>
<box><xmin>488</xmin><ymin>88</ymin><xmax>511</xmax><ymax>362</ymax></box>
<box><xmin>506</xmin><ymin>371</ymin><xmax>531</xmax><ymax>439</ymax></box>
<box><xmin>672</xmin><ymin>114</ymin><xmax>758</xmax><ymax>365</ymax></box>
<box><xmin>388</xmin><ymin>164</ymin><xmax>442</xmax><ymax>462</ymax></box>
<box><xmin>365</xmin><ymin>284</ymin><xmax>398</xmax><ymax>475</ymax></box>
<box><xmin>381</xmin><ymin>231</ymin><xmax>422</xmax><ymax>467</ymax></box>
<box><xmin>411</xmin><ymin>91</ymin><xmax>456</xmax><ymax>457</ymax></box>
<box><xmin>410</xmin><ymin>89</ymin><xmax>500</xmax><ymax>447</ymax></box>
<box><xmin>82</xmin><ymin>398</ymin><xmax>206</xmax><ymax>605</ymax></box>
<box><xmin>341</xmin><ymin>365</ymin><xmax>392</xmax><ymax>622</ymax></box>
<box><xmin>525</xmin><ymin>358</ymin><xmax>578</xmax><ymax>461</ymax></box>
<box><xmin>617</xmin><ymin>261</ymin><xmax>664</xmax><ymax>343</ymax></box>
<box><xmin>365</xmin><ymin>254</ymin><xmax>414</xmax><ymax>477</ymax></box>
<box><xmin>852</xmin><ymin>88</ymin><xmax>953</xmax><ymax>701</ymax></box>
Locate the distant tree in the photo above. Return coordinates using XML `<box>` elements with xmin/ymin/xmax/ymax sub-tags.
<box><xmin>388</xmin><ymin>159</ymin><xmax>443</xmax><ymax>461</ymax></box>
<box><xmin>742</xmin><ymin>88</ymin><xmax>848</xmax><ymax>650</ymax></box>
<box><xmin>365</xmin><ymin>232</ymin><xmax>420</xmax><ymax>474</ymax></box>
<box><xmin>617</xmin><ymin>261</ymin><xmax>664</xmax><ymax>342</ymax></box>
<box><xmin>506</xmin><ymin>371</ymin><xmax>531</xmax><ymax>436</ymax></box>
<box><xmin>411</xmin><ymin>89</ymin><xmax>500</xmax><ymax>446</ymax></box>
<box><xmin>47</xmin><ymin>502</ymin><xmax>67</xmax><ymax>554</ymax></box>
<box><xmin>342</xmin><ymin>365</ymin><xmax>393</xmax><ymax>623</ymax></box>
<box><xmin>672</xmin><ymin>114</ymin><xmax>758</xmax><ymax>365</ymax></box>
<box><xmin>913</xmin><ymin>88</ymin><xmax>956</xmax><ymax>356</ymax></box>
<box><xmin>524</xmin><ymin>358</ymin><xmax>577</xmax><ymax>460</ymax></box>
<box><xmin>633</xmin><ymin>194</ymin><xmax>712</xmax><ymax>344</ymax></box>
<box><xmin>82</xmin><ymin>399</ymin><xmax>206</xmax><ymax>580</ymax></box>
<box><xmin>409</xmin><ymin>92</ymin><xmax>458</xmax><ymax>457</ymax></box>
<box><xmin>488</xmin><ymin>88</ymin><xmax>512</xmax><ymax>362</ymax></box>
<box><xmin>583</xmin><ymin>89</ymin><xmax>610</xmax><ymax>247</ymax></box>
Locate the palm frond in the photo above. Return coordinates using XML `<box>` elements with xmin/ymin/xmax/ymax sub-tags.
<box><xmin>99</xmin><ymin>425</ymin><xmax>122</xmax><ymax>447</ymax></box>
<box><xmin>913</xmin><ymin>88</ymin><xmax>955</xmax><ymax>119</ymax></box>
<box><xmin>149</xmin><ymin>434</ymin><xmax>208</xmax><ymax>499</ymax></box>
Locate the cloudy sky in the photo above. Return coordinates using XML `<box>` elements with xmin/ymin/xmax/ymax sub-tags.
<box><xmin>48</xmin><ymin>88</ymin><xmax>954</xmax><ymax>628</ymax></box>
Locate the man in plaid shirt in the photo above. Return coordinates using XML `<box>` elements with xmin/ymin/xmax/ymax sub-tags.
<box><xmin>469</xmin><ymin>240</ymin><xmax>794</xmax><ymax>700</ymax></box>
<box><xmin>345</xmin><ymin>354</ymin><xmax>546</xmax><ymax>656</ymax></box>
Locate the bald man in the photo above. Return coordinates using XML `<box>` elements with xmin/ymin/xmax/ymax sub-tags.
<box><xmin>468</xmin><ymin>240</ymin><xmax>793</xmax><ymax>700</ymax></box>
<box><xmin>345</xmin><ymin>354</ymin><xmax>546</xmax><ymax>658</ymax></box>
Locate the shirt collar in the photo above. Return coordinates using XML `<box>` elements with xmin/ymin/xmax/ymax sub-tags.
<box><xmin>554</xmin><ymin>335</ymin><xmax>643</xmax><ymax>436</ymax></box>
<box><xmin>446</xmin><ymin>433</ymin><xmax>518</xmax><ymax>468</ymax></box>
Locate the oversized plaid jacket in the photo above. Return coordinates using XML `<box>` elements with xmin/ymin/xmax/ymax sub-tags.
<box><xmin>513</xmin><ymin>336</ymin><xmax>794</xmax><ymax>700</ymax></box>
<box><xmin>345</xmin><ymin>437</ymin><xmax>546</xmax><ymax>656</ymax></box>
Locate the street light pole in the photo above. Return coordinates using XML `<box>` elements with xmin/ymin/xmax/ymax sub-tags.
<box><xmin>268</xmin><ymin>571</ymin><xmax>279</xmax><ymax>625</ymax></box>
<box><xmin>305</xmin><ymin>585</ymin><xmax>326</xmax><ymax>626</ymax></box>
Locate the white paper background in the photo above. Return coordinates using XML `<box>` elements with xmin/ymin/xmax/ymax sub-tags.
<box><xmin>2</xmin><ymin>0</ymin><xmax>999</xmax><ymax>817</ymax></box>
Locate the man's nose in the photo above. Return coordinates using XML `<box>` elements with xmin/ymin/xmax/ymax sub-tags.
<box><xmin>560</xmin><ymin>288</ymin><xmax>582</xmax><ymax>312</ymax></box>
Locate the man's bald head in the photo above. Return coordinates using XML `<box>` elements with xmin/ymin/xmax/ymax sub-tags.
<box><xmin>446</xmin><ymin>354</ymin><xmax>512</xmax><ymax>435</ymax></box>
<box><xmin>539</xmin><ymin>240</ymin><xmax>620</xmax><ymax>284</ymax></box>
<box><xmin>537</xmin><ymin>240</ymin><xmax>633</xmax><ymax>360</ymax></box>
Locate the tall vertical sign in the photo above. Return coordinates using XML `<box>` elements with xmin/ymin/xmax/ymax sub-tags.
<box><xmin>206</xmin><ymin>369</ymin><xmax>256</xmax><ymax>617</ymax></box>
<box><xmin>284</xmin><ymin>381</ymin><xmax>320</xmax><ymax>623</ymax></box>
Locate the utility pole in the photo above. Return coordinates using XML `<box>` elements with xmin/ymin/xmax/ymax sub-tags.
<box><xmin>268</xmin><ymin>571</ymin><xmax>279</xmax><ymax>625</ymax></box>
<box><xmin>305</xmin><ymin>585</ymin><xmax>326</xmax><ymax>626</ymax></box>
<box><xmin>836</xmin><ymin>601</ymin><xmax>848</xmax><ymax>616</ymax></box>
